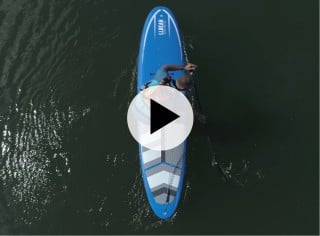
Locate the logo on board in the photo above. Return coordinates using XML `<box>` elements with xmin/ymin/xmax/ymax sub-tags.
<box><xmin>157</xmin><ymin>19</ymin><xmax>167</xmax><ymax>36</ymax></box>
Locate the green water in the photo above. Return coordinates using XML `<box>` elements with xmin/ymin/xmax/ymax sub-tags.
<box><xmin>0</xmin><ymin>0</ymin><xmax>318</xmax><ymax>234</ymax></box>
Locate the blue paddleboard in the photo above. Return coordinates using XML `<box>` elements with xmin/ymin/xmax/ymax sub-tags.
<box><xmin>137</xmin><ymin>6</ymin><xmax>187</xmax><ymax>219</ymax></box>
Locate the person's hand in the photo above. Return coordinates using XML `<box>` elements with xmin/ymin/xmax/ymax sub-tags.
<box><xmin>184</xmin><ymin>63</ymin><xmax>198</xmax><ymax>71</ymax></box>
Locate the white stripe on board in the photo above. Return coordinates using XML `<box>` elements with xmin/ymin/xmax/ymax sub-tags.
<box><xmin>162</xmin><ymin>9</ymin><xmax>182</xmax><ymax>51</ymax></box>
<box><xmin>147</xmin><ymin>170</ymin><xmax>180</xmax><ymax>189</ymax></box>
<box><xmin>142</xmin><ymin>9</ymin><xmax>162</xmax><ymax>61</ymax></box>
<box><xmin>142</xmin><ymin>149</ymin><xmax>161</xmax><ymax>164</ymax></box>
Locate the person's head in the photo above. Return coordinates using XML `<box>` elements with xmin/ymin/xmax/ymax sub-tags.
<box><xmin>176</xmin><ymin>73</ymin><xmax>194</xmax><ymax>90</ymax></box>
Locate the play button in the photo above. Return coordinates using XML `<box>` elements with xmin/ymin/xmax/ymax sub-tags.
<box><xmin>150</xmin><ymin>99</ymin><xmax>180</xmax><ymax>134</ymax></box>
<box><xmin>127</xmin><ymin>85</ymin><xmax>194</xmax><ymax>151</ymax></box>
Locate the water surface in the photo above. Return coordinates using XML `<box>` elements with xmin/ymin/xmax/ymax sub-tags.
<box><xmin>0</xmin><ymin>0</ymin><xmax>318</xmax><ymax>234</ymax></box>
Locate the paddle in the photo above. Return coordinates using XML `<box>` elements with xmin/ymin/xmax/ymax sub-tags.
<box><xmin>190</xmin><ymin>70</ymin><xmax>232</xmax><ymax>181</ymax></box>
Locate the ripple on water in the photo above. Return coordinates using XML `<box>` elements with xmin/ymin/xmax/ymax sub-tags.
<box><xmin>0</xmin><ymin>0</ymin><xmax>81</xmax><ymax>111</ymax></box>
<box><xmin>0</xmin><ymin>97</ymin><xmax>91</xmax><ymax>226</ymax></box>
<box><xmin>0</xmin><ymin>0</ymin><xmax>83</xmax><ymax>227</ymax></box>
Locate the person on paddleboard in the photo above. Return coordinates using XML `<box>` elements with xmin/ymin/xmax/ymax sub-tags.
<box><xmin>140</xmin><ymin>63</ymin><xmax>197</xmax><ymax>91</ymax></box>
<box><xmin>140</xmin><ymin>63</ymin><xmax>206</xmax><ymax>123</ymax></box>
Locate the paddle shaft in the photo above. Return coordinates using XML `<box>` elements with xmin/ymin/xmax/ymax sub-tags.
<box><xmin>191</xmin><ymin>71</ymin><xmax>232</xmax><ymax>179</ymax></box>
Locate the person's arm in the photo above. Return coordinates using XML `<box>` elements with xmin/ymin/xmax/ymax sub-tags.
<box><xmin>163</xmin><ymin>63</ymin><xmax>197</xmax><ymax>72</ymax></box>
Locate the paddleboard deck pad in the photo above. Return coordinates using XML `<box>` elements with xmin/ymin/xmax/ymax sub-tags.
<box><xmin>137</xmin><ymin>6</ymin><xmax>187</xmax><ymax>219</ymax></box>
